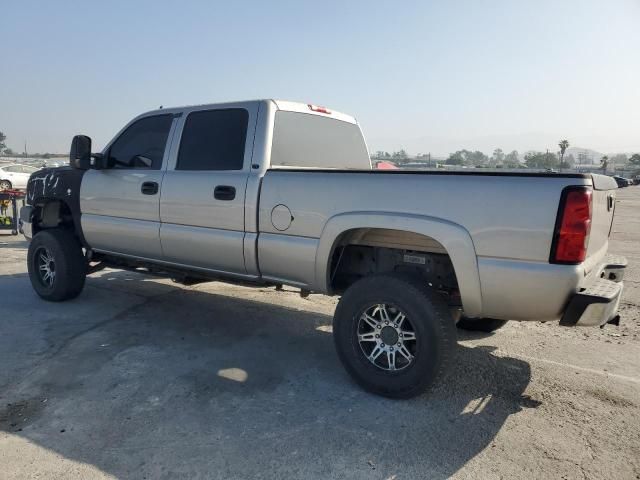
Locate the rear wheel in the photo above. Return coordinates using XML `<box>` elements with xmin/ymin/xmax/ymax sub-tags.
<box><xmin>457</xmin><ymin>317</ymin><xmax>508</xmax><ymax>332</ymax></box>
<box><xmin>0</xmin><ymin>180</ymin><xmax>11</xmax><ymax>190</ymax></box>
<box><xmin>27</xmin><ymin>229</ymin><xmax>87</xmax><ymax>301</ymax></box>
<box><xmin>333</xmin><ymin>273</ymin><xmax>456</xmax><ymax>398</ymax></box>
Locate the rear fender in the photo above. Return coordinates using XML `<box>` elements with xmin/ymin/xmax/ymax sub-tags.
<box><xmin>315</xmin><ymin>212</ymin><xmax>482</xmax><ymax>317</ymax></box>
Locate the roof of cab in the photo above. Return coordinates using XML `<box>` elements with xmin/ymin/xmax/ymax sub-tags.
<box><xmin>138</xmin><ymin>99</ymin><xmax>358</xmax><ymax>125</ymax></box>
<box><xmin>272</xmin><ymin>100</ymin><xmax>358</xmax><ymax>124</ymax></box>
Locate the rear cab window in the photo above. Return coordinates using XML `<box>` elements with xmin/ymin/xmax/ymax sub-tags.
<box><xmin>176</xmin><ymin>109</ymin><xmax>249</xmax><ymax>171</ymax></box>
<box><xmin>270</xmin><ymin>111</ymin><xmax>370</xmax><ymax>170</ymax></box>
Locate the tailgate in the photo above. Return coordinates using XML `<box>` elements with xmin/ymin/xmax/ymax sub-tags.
<box><xmin>585</xmin><ymin>174</ymin><xmax>618</xmax><ymax>269</ymax></box>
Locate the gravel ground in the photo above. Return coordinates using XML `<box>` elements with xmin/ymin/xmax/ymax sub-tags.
<box><xmin>0</xmin><ymin>187</ymin><xmax>638</xmax><ymax>480</ymax></box>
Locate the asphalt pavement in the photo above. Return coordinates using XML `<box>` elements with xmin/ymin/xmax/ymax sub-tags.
<box><xmin>1</xmin><ymin>187</ymin><xmax>639</xmax><ymax>479</ymax></box>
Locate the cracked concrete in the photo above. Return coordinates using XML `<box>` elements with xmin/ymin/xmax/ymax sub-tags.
<box><xmin>0</xmin><ymin>187</ymin><xmax>639</xmax><ymax>479</ymax></box>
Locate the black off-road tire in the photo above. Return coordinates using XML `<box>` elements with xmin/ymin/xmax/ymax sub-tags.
<box><xmin>27</xmin><ymin>228</ymin><xmax>87</xmax><ymax>301</ymax></box>
<box><xmin>456</xmin><ymin>317</ymin><xmax>508</xmax><ymax>332</ymax></box>
<box><xmin>333</xmin><ymin>273</ymin><xmax>456</xmax><ymax>399</ymax></box>
<box><xmin>0</xmin><ymin>180</ymin><xmax>12</xmax><ymax>190</ymax></box>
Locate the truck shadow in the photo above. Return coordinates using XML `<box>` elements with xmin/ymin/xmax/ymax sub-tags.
<box><xmin>0</xmin><ymin>271</ymin><xmax>540</xmax><ymax>479</ymax></box>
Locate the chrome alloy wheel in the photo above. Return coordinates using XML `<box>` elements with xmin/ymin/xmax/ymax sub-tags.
<box><xmin>35</xmin><ymin>247</ymin><xmax>56</xmax><ymax>288</ymax></box>
<box><xmin>357</xmin><ymin>303</ymin><xmax>417</xmax><ymax>371</ymax></box>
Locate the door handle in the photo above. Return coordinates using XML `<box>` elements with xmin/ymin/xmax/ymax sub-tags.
<box><xmin>141</xmin><ymin>181</ymin><xmax>159</xmax><ymax>195</ymax></box>
<box><xmin>214</xmin><ymin>185</ymin><xmax>236</xmax><ymax>201</ymax></box>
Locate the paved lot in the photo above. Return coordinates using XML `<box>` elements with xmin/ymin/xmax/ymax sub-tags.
<box><xmin>1</xmin><ymin>188</ymin><xmax>639</xmax><ymax>480</ymax></box>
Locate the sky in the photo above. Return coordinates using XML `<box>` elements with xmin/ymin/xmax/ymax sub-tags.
<box><xmin>1</xmin><ymin>0</ymin><xmax>639</xmax><ymax>157</ymax></box>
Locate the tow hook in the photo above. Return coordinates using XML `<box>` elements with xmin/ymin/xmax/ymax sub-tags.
<box><xmin>600</xmin><ymin>315</ymin><xmax>621</xmax><ymax>328</ymax></box>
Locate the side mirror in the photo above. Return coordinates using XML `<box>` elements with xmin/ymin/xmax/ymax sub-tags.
<box><xmin>70</xmin><ymin>135</ymin><xmax>92</xmax><ymax>169</ymax></box>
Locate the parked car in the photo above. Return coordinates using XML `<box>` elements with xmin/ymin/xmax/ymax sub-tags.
<box><xmin>20</xmin><ymin>100</ymin><xmax>626</xmax><ymax>398</ymax></box>
<box><xmin>0</xmin><ymin>164</ymin><xmax>40</xmax><ymax>190</ymax></box>
<box><xmin>612</xmin><ymin>176</ymin><xmax>630</xmax><ymax>188</ymax></box>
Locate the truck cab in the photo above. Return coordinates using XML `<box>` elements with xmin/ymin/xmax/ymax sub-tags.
<box><xmin>68</xmin><ymin>100</ymin><xmax>370</xmax><ymax>279</ymax></box>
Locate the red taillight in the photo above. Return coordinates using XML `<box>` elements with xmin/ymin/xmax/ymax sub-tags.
<box><xmin>308</xmin><ymin>104</ymin><xmax>331</xmax><ymax>114</ymax></box>
<box><xmin>551</xmin><ymin>187</ymin><xmax>592</xmax><ymax>264</ymax></box>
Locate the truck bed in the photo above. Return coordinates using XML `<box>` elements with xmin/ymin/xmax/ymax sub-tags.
<box><xmin>257</xmin><ymin>169</ymin><xmax>616</xmax><ymax>321</ymax></box>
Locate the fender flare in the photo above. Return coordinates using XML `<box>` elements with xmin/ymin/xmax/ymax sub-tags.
<box><xmin>313</xmin><ymin>211</ymin><xmax>482</xmax><ymax>317</ymax></box>
<box><xmin>26</xmin><ymin>167</ymin><xmax>88</xmax><ymax>247</ymax></box>
<box><xmin>28</xmin><ymin>197</ymin><xmax>88</xmax><ymax>247</ymax></box>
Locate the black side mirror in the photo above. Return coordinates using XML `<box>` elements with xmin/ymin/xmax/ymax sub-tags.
<box><xmin>70</xmin><ymin>135</ymin><xmax>92</xmax><ymax>169</ymax></box>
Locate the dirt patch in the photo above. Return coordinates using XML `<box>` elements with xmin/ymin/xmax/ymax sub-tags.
<box><xmin>0</xmin><ymin>396</ymin><xmax>46</xmax><ymax>432</ymax></box>
<box><xmin>586</xmin><ymin>388</ymin><xmax>637</xmax><ymax>408</ymax></box>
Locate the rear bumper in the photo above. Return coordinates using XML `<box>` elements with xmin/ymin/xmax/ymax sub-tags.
<box><xmin>560</xmin><ymin>255</ymin><xmax>627</xmax><ymax>327</ymax></box>
<box><xmin>601</xmin><ymin>253</ymin><xmax>627</xmax><ymax>282</ymax></box>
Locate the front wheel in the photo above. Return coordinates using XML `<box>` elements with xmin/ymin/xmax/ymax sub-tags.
<box><xmin>27</xmin><ymin>229</ymin><xmax>87</xmax><ymax>301</ymax></box>
<box><xmin>333</xmin><ymin>273</ymin><xmax>456</xmax><ymax>398</ymax></box>
<box><xmin>0</xmin><ymin>180</ymin><xmax>11</xmax><ymax>190</ymax></box>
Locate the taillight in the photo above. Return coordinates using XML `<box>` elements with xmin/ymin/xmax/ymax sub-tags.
<box><xmin>550</xmin><ymin>187</ymin><xmax>592</xmax><ymax>264</ymax></box>
<box><xmin>308</xmin><ymin>104</ymin><xmax>331</xmax><ymax>114</ymax></box>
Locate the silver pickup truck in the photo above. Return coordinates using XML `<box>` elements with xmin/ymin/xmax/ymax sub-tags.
<box><xmin>21</xmin><ymin>99</ymin><xmax>626</xmax><ymax>398</ymax></box>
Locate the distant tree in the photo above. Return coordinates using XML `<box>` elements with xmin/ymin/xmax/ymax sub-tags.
<box><xmin>467</xmin><ymin>150</ymin><xmax>489</xmax><ymax>166</ymax></box>
<box><xmin>525</xmin><ymin>151</ymin><xmax>559</xmax><ymax>169</ymax></box>
<box><xmin>564</xmin><ymin>153</ymin><xmax>575</xmax><ymax>168</ymax></box>
<box><xmin>610</xmin><ymin>153</ymin><xmax>628</xmax><ymax>165</ymax></box>
<box><xmin>372</xmin><ymin>151</ymin><xmax>391</xmax><ymax>159</ymax></box>
<box><xmin>629</xmin><ymin>153</ymin><xmax>640</xmax><ymax>166</ymax></box>
<box><xmin>446</xmin><ymin>151</ymin><xmax>465</xmax><ymax>165</ymax></box>
<box><xmin>600</xmin><ymin>155</ymin><xmax>609</xmax><ymax>172</ymax></box>
<box><xmin>3</xmin><ymin>148</ymin><xmax>13</xmax><ymax>156</ymax></box>
<box><xmin>558</xmin><ymin>139</ymin><xmax>570</xmax><ymax>168</ymax></box>
<box><xmin>390</xmin><ymin>150</ymin><xmax>409</xmax><ymax>164</ymax></box>
<box><xmin>491</xmin><ymin>148</ymin><xmax>505</xmax><ymax>166</ymax></box>
<box><xmin>503</xmin><ymin>150</ymin><xmax>520</xmax><ymax>167</ymax></box>
<box><xmin>446</xmin><ymin>149</ymin><xmax>489</xmax><ymax>166</ymax></box>
<box><xmin>0</xmin><ymin>131</ymin><xmax>6</xmax><ymax>154</ymax></box>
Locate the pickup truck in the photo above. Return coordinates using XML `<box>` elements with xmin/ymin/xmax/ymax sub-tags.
<box><xmin>21</xmin><ymin>99</ymin><xmax>627</xmax><ymax>398</ymax></box>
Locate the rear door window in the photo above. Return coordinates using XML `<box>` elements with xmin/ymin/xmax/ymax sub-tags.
<box><xmin>176</xmin><ymin>109</ymin><xmax>248</xmax><ymax>171</ymax></box>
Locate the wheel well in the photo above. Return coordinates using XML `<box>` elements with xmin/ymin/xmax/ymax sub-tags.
<box><xmin>32</xmin><ymin>200</ymin><xmax>76</xmax><ymax>235</ymax></box>
<box><xmin>328</xmin><ymin>228</ymin><xmax>460</xmax><ymax>301</ymax></box>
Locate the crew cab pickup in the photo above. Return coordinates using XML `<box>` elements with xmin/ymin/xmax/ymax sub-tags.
<box><xmin>21</xmin><ymin>100</ymin><xmax>626</xmax><ymax>398</ymax></box>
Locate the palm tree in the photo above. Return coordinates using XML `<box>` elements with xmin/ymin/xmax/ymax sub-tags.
<box><xmin>558</xmin><ymin>139</ymin><xmax>570</xmax><ymax>169</ymax></box>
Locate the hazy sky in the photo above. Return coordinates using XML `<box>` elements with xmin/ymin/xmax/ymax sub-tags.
<box><xmin>1</xmin><ymin>0</ymin><xmax>639</xmax><ymax>156</ymax></box>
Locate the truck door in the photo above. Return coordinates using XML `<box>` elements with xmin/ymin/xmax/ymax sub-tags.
<box><xmin>80</xmin><ymin>114</ymin><xmax>176</xmax><ymax>259</ymax></box>
<box><xmin>159</xmin><ymin>105</ymin><xmax>257</xmax><ymax>275</ymax></box>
